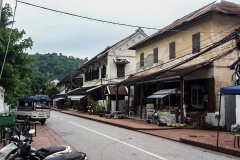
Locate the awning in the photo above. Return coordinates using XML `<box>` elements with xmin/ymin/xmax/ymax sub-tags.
<box><xmin>105</xmin><ymin>86</ymin><xmax>128</xmax><ymax>95</ymax></box>
<box><xmin>53</xmin><ymin>97</ymin><xmax>65</xmax><ymax>101</ymax></box>
<box><xmin>147</xmin><ymin>88</ymin><xmax>177</xmax><ymax>99</ymax></box>
<box><xmin>68</xmin><ymin>95</ymin><xmax>85</xmax><ymax>101</ymax></box>
<box><xmin>220</xmin><ymin>85</ymin><xmax>240</xmax><ymax>95</ymax></box>
<box><xmin>113</xmin><ymin>57</ymin><xmax>130</xmax><ymax>64</ymax></box>
<box><xmin>147</xmin><ymin>94</ymin><xmax>168</xmax><ymax>99</ymax></box>
<box><xmin>67</xmin><ymin>86</ymin><xmax>93</xmax><ymax>95</ymax></box>
<box><xmin>86</xmin><ymin>85</ymin><xmax>104</xmax><ymax>93</ymax></box>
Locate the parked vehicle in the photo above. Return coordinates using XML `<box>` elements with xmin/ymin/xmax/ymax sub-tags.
<box><xmin>14</xmin><ymin>96</ymin><xmax>52</xmax><ymax>124</ymax></box>
<box><xmin>105</xmin><ymin>111</ymin><xmax>126</xmax><ymax>119</ymax></box>
<box><xmin>0</xmin><ymin>127</ymin><xmax>87</xmax><ymax>160</ymax></box>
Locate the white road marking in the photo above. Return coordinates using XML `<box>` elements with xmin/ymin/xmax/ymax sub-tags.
<box><xmin>68</xmin><ymin>121</ymin><xmax>168</xmax><ymax>160</ymax></box>
<box><xmin>59</xmin><ymin>118</ymin><xmax>63</xmax><ymax>120</ymax></box>
<box><xmin>54</xmin><ymin>116</ymin><xmax>57</xmax><ymax>118</ymax></box>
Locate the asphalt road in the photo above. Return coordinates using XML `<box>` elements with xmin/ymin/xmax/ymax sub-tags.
<box><xmin>46</xmin><ymin>111</ymin><xmax>238</xmax><ymax>160</ymax></box>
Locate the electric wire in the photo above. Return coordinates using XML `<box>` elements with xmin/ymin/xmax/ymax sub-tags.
<box><xmin>106</xmin><ymin>29</ymin><xmax>239</xmax><ymax>82</ymax></box>
<box><xmin>98</xmin><ymin>23</ymin><xmax>240</xmax><ymax>81</ymax></box>
<box><xmin>17</xmin><ymin>0</ymin><xmax>235</xmax><ymax>33</ymax></box>
<box><xmin>0</xmin><ymin>0</ymin><xmax>18</xmax><ymax>79</ymax></box>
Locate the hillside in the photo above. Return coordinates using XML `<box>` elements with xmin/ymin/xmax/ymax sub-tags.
<box><xmin>30</xmin><ymin>53</ymin><xmax>87</xmax><ymax>81</ymax></box>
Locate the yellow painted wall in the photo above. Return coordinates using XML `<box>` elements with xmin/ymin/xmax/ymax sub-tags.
<box><xmin>136</xmin><ymin>14</ymin><xmax>240</xmax><ymax>70</ymax></box>
<box><xmin>135</xmin><ymin>13</ymin><xmax>240</xmax><ymax>111</ymax></box>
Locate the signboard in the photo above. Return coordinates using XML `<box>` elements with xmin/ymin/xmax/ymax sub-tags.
<box><xmin>158</xmin><ymin>112</ymin><xmax>171</xmax><ymax>124</ymax></box>
<box><xmin>146</xmin><ymin>104</ymin><xmax>154</xmax><ymax>119</ymax></box>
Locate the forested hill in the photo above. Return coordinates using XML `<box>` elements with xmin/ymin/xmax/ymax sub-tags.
<box><xmin>30</xmin><ymin>53</ymin><xmax>87</xmax><ymax>81</ymax></box>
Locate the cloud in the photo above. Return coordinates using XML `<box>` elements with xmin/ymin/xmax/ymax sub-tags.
<box><xmin>4</xmin><ymin>0</ymin><xmax>240</xmax><ymax>59</ymax></box>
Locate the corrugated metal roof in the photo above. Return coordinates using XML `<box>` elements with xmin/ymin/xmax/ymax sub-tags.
<box><xmin>105</xmin><ymin>86</ymin><xmax>128</xmax><ymax>95</ymax></box>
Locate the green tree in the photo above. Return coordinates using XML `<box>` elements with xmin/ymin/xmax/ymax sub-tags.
<box><xmin>30</xmin><ymin>53</ymin><xmax>86</xmax><ymax>81</ymax></box>
<box><xmin>0</xmin><ymin>4</ymin><xmax>34</xmax><ymax>104</ymax></box>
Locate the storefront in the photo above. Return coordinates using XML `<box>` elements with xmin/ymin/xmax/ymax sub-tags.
<box><xmin>147</xmin><ymin>88</ymin><xmax>182</xmax><ymax>124</ymax></box>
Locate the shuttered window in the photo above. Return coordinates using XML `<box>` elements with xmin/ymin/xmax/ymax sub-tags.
<box><xmin>101</xmin><ymin>65</ymin><xmax>106</xmax><ymax>78</ymax></box>
<box><xmin>169</xmin><ymin>42</ymin><xmax>176</xmax><ymax>59</ymax></box>
<box><xmin>117</xmin><ymin>64</ymin><xmax>125</xmax><ymax>78</ymax></box>
<box><xmin>192</xmin><ymin>32</ymin><xmax>200</xmax><ymax>53</ymax></box>
<box><xmin>140</xmin><ymin>52</ymin><xmax>144</xmax><ymax>67</ymax></box>
<box><xmin>153</xmin><ymin>48</ymin><xmax>158</xmax><ymax>63</ymax></box>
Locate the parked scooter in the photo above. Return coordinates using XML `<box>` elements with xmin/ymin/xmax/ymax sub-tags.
<box><xmin>87</xmin><ymin>105</ymin><xmax>94</xmax><ymax>115</ymax></box>
<box><xmin>0</xmin><ymin>127</ymin><xmax>87</xmax><ymax>160</ymax></box>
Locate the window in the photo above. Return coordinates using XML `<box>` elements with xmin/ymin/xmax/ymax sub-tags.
<box><xmin>169</xmin><ymin>42</ymin><xmax>176</xmax><ymax>59</ymax></box>
<box><xmin>117</xmin><ymin>64</ymin><xmax>125</xmax><ymax>78</ymax></box>
<box><xmin>192</xmin><ymin>32</ymin><xmax>200</xmax><ymax>53</ymax></box>
<box><xmin>140</xmin><ymin>53</ymin><xmax>144</xmax><ymax>67</ymax></box>
<box><xmin>101</xmin><ymin>65</ymin><xmax>106</xmax><ymax>78</ymax></box>
<box><xmin>191</xmin><ymin>85</ymin><xmax>204</xmax><ymax>109</ymax></box>
<box><xmin>153</xmin><ymin>48</ymin><xmax>158</xmax><ymax>63</ymax></box>
<box><xmin>92</xmin><ymin>68</ymin><xmax>99</xmax><ymax>80</ymax></box>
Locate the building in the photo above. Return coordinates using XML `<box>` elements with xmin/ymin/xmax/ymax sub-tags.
<box><xmin>119</xmin><ymin>1</ymin><xmax>240</xmax><ymax>127</ymax></box>
<box><xmin>66</xmin><ymin>28</ymin><xmax>148</xmax><ymax>112</ymax></box>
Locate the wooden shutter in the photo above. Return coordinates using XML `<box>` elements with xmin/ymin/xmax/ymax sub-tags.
<box><xmin>153</xmin><ymin>48</ymin><xmax>158</xmax><ymax>63</ymax></box>
<box><xmin>101</xmin><ymin>65</ymin><xmax>106</xmax><ymax>78</ymax></box>
<box><xmin>169</xmin><ymin>42</ymin><xmax>176</xmax><ymax>59</ymax></box>
<box><xmin>192</xmin><ymin>32</ymin><xmax>200</xmax><ymax>53</ymax></box>
<box><xmin>117</xmin><ymin>64</ymin><xmax>125</xmax><ymax>78</ymax></box>
<box><xmin>140</xmin><ymin>53</ymin><xmax>144</xmax><ymax>67</ymax></box>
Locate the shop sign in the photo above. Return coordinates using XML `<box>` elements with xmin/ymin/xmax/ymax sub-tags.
<box><xmin>159</xmin><ymin>112</ymin><xmax>171</xmax><ymax>124</ymax></box>
<box><xmin>146</xmin><ymin>104</ymin><xmax>154</xmax><ymax>119</ymax></box>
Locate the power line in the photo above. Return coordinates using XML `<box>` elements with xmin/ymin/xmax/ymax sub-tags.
<box><xmin>0</xmin><ymin>0</ymin><xmax>17</xmax><ymax>79</ymax></box>
<box><xmin>105</xmin><ymin>26</ymin><xmax>239</xmax><ymax>81</ymax></box>
<box><xmin>17</xmin><ymin>0</ymin><xmax>234</xmax><ymax>33</ymax></box>
<box><xmin>17</xmin><ymin>0</ymin><xmax>159</xmax><ymax>31</ymax></box>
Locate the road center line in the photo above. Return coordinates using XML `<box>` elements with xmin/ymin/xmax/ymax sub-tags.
<box><xmin>68</xmin><ymin>121</ymin><xmax>168</xmax><ymax>160</ymax></box>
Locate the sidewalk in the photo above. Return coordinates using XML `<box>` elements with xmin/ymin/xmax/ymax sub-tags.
<box><xmin>54</xmin><ymin>109</ymin><xmax>240</xmax><ymax>157</ymax></box>
<box><xmin>1</xmin><ymin>109</ymin><xmax>239</xmax><ymax>157</ymax></box>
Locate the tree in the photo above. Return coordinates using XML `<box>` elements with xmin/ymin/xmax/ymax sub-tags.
<box><xmin>0</xmin><ymin>4</ymin><xmax>34</xmax><ymax>104</ymax></box>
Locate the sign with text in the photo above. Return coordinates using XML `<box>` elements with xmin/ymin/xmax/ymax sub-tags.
<box><xmin>158</xmin><ymin>112</ymin><xmax>171</xmax><ymax>124</ymax></box>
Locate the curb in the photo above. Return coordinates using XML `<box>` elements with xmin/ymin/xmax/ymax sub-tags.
<box><xmin>53</xmin><ymin>109</ymin><xmax>240</xmax><ymax>158</ymax></box>
<box><xmin>180</xmin><ymin>138</ymin><xmax>240</xmax><ymax>157</ymax></box>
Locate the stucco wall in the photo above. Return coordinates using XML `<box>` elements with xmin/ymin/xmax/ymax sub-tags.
<box><xmin>135</xmin><ymin>16</ymin><xmax>214</xmax><ymax>70</ymax></box>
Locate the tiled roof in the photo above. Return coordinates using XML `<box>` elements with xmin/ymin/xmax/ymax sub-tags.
<box><xmin>78</xmin><ymin>28</ymin><xmax>147</xmax><ymax>70</ymax></box>
<box><xmin>130</xmin><ymin>1</ymin><xmax>240</xmax><ymax>49</ymax></box>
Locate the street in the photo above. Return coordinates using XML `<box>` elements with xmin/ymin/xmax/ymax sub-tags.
<box><xmin>46</xmin><ymin>111</ymin><xmax>238</xmax><ymax>160</ymax></box>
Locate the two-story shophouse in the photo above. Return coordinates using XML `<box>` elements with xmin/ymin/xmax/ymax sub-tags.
<box><xmin>67</xmin><ymin>28</ymin><xmax>147</xmax><ymax>112</ymax></box>
<box><xmin>119</xmin><ymin>1</ymin><xmax>240</xmax><ymax>128</ymax></box>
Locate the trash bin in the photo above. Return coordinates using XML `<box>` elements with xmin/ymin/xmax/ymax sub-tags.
<box><xmin>0</xmin><ymin>112</ymin><xmax>15</xmax><ymax>125</ymax></box>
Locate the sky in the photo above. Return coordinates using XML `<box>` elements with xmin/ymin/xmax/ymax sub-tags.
<box><xmin>3</xmin><ymin>0</ymin><xmax>240</xmax><ymax>59</ymax></box>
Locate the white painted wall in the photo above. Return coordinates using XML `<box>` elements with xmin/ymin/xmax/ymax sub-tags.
<box><xmin>82</xmin><ymin>30</ymin><xmax>147</xmax><ymax>87</ymax></box>
<box><xmin>236</xmin><ymin>95</ymin><xmax>240</xmax><ymax>123</ymax></box>
<box><xmin>0</xmin><ymin>86</ymin><xmax>5</xmax><ymax>113</ymax></box>
<box><xmin>205</xmin><ymin>94</ymin><xmax>225</xmax><ymax>127</ymax></box>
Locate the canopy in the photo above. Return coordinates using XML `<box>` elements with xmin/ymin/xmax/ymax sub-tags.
<box><xmin>68</xmin><ymin>95</ymin><xmax>85</xmax><ymax>101</ymax></box>
<box><xmin>147</xmin><ymin>94</ymin><xmax>168</xmax><ymax>99</ymax></box>
<box><xmin>147</xmin><ymin>88</ymin><xmax>177</xmax><ymax>99</ymax></box>
<box><xmin>220</xmin><ymin>85</ymin><xmax>240</xmax><ymax>95</ymax></box>
<box><xmin>18</xmin><ymin>96</ymin><xmax>52</xmax><ymax>102</ymax></box>
<box><xmin>217</xmin><ymin>85</ymin><xmax>240</xmax><ymax>151</ymax></box>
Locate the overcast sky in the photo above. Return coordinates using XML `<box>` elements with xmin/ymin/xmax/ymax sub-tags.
<box><xmin>3</xmin><ymin>0</ymin><xmax>240</xmax><ymax>59</ymax></box>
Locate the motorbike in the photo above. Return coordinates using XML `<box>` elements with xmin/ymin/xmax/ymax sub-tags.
<box><xmin>87</xmin><ymin>105</ymin><xmax>94</xmax><ymax>115</ymax></box>
<box><xmin>0</xmin><ymin>127</ymin><xmax>87</xmax><ymax>160</ymax></box>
